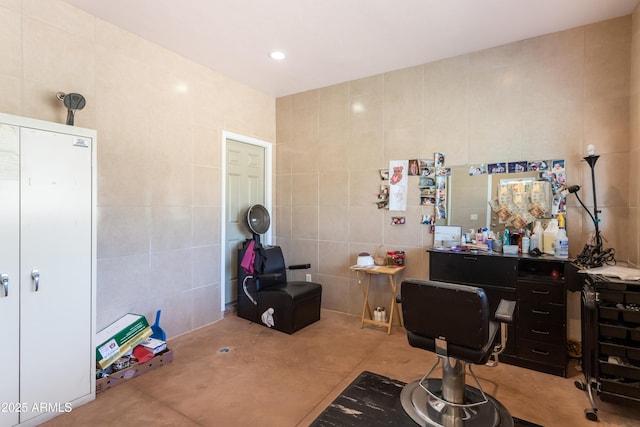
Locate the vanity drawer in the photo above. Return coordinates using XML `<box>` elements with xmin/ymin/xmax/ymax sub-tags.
<box><xmin>518</xmin><ymin>280</ymin><xmax>565</xmax><ymax>304</ymax></box>
<box><xmin>429</xmin><ymin>252</ymin><xmax>516</xmax><ymax>288</ymax></box>
<box><xmin>519</xmin><ymin>300</ymin><xmax>564</xmax><ymax>324</ymax></box>
<box><xmin>518</xmin><ymin>339</ymin><xmax>566</xmax><ymax>366</ymax></box>
<box><xmin>518</xmin><ymin>321</ymin><xmax>565</xmax><ymax>345</ymax></box>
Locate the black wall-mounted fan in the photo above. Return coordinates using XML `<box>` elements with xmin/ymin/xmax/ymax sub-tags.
<box><xmin>56</xmin><ymin>92</ymin><xmax>86</xmax><ymax>126</ymax></box>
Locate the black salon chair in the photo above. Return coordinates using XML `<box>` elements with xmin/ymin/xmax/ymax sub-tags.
<box><xmin>400</xmin><ymin>279</ymin><xmax>516</xmax><ymax>427</ymax></box>
<box><xmin>237</xmin><ymin>245</ymin><xmax>322</xmax><ymax>334</ymax></box>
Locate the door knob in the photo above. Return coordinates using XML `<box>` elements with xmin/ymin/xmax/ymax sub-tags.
<box><xmin>1</xmin><ymin>274</ymin><xmax>8</xmax><ymax>297</ymax></box>
<box><xmin>31</xmin><ymin>270</ymin><xmax>40</xmax><ymax>292</ymax></box>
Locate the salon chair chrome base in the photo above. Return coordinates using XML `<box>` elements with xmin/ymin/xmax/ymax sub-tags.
<box><xmin>401</xmin><ymin>377</ymin><xmax>513</xmax><ymax>427</ymax></box>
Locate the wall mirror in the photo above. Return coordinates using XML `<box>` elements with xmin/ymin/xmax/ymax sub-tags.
<box><xmin>447</xmin><ymin>163</ymin><xmax>567</xmax><ymax>235</ymax></box>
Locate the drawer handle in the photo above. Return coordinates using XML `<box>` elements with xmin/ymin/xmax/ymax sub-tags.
<box><xmin>1</xmin><ymin>273</ymin><xmax>8</xmax><ymax>297</ymax></box>
<box><xmin>463</xmin><ymin>256</ymin><xmax>478</xmax><ymax>261</ymax></box>
<box><xmin>31</xmin><ymin>270</ymin><xmax>40</xmax><ymax>292</ymax></box>
<box><xmin>531</xmin><ymin>309</ymin><xmax>550</xmax><ymax>315</ymax></box>
<box><xmin>531</xmin><ymin>348</ymin><xmax>550</xmax><ymax>356</ymax></box>
<box><xmin>531</xmin><ymin>329</ymin><xmax>550</xmax><ymax>335</ymax></box>
<box><xmin>531</xmin><ymin>290</ymin><xmax>550</xmax><ymax>295</ymax></box>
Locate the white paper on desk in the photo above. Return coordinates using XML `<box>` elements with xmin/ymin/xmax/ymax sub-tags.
<box><xmin>580</xmin><ymin>265</ymin><xmax>640</xmax><ymax>281</ymax></box>
<box><xmin>351</xmin><ymin>265</ymin><xmax>378</xmax><ymax>270</ymax></box>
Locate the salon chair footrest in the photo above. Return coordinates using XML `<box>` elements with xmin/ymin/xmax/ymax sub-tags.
<box><xmin>401</xmin><ymin>379</ymin><xmax>514</xmax><ymax>427</ymax></box>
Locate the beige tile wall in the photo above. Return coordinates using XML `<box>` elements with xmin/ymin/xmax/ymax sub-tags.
<box><xmin>0</xmin><ymin>0</ymin><xmax>275</xmax><ymax>336</ymax></box>
<box><xmin>276</xmin><ymin>16</ymin><xmax>634</xmax><ymax>339</ymax></box>
<box><xmin>632</xmin><ymin>7</ymin><xmax>640</xmax><ymax>266</ymax></box>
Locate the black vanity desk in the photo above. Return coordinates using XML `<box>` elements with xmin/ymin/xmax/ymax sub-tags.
<box><xmin>428</xmin><ymin>248</ymin><xmax>579</xmax><ymax>377</ymax></box>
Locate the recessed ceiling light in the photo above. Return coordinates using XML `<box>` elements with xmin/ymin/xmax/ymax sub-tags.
<box><xmin>269</xmin><ymin>51</ymin><xmax>286</xmax><ymax>60</ymax></box>
<box><xmin>174</xmin><ymin>82</ymin><xmax>189</xmax><ymax>93</ymax></box>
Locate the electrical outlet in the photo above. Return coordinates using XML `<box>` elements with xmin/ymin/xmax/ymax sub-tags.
<box><xmin>305</xmin><ymin>274</ymin><xmax>312</xmax><ymax>282</ymax></box>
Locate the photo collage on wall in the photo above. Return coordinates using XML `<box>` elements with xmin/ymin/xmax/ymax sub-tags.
<box><xmin>378</xmin><ymin>153</ymin><xmax>450</xmax><ymax>225</ymax></box>
<box><xmin>471</xmin><ymin>159</ymin><xmax>564</xmax><ymax>182</ymax></box>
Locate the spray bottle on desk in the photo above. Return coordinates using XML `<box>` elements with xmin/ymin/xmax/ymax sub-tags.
<box><xmin>554</xmin><ymin>214</ymin><xmax>569</xmax><ymax>259</ymax></box>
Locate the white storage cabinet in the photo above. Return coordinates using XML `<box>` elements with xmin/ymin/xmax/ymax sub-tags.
<box><xmin>0</xmin><ymin>113</ymin><xmax>96</xmax><ymax>426</ymax></box>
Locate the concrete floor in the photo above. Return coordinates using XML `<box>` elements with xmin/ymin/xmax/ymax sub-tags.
<box><xmin>44</xmin><ymin>309</ymin><xmax>640</xmax><ymax>426</ymax></box>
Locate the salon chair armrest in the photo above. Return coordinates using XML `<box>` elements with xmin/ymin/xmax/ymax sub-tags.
<box><xmin>495</xmin><ymin>299</ymin><xmax>516</xmax><ymax>323</ymax></box>
<box><xmin>254</xmin><ymin>273</ymin><xmax>282</xmax><ymax>280</ymax></box>
<box><xmin>288</xmin><ymin>264</ymin><xmax>311</xmax><ymax>270</ymax></box>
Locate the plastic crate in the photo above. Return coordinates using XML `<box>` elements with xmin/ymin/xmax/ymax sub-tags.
<box><xmin>600</xmin><ymin>323</ymin><xmax>629</xmax><ymax>340</ymax></box>
<box><xmin>599</xmin><ymin>306</ymin><xmax>620</xmax><ymax>321</ymax></box>
<box><xmin>622</xmin><ymin>309</ymin><xmax>640</xmax><ymax>323</ymax></box>
<box><xmin>600</xmin><ymin>379</ymin><xmax>640</xmax><ymax>400</ymax></box>
<box><xmin>96</xmin><ymin>349</ymin><xmax>173</xmax><ymax>394</ymax></box>
<box><xmin>599</xmin><ymin>361</ymin><xmax>640</xmax><ymax>381</ymax></box>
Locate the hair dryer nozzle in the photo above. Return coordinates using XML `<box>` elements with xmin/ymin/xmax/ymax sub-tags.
<box><xmin>568</xmin><ymin>185</ymin><xmax>581</xmax><ymax>194</ymax></box>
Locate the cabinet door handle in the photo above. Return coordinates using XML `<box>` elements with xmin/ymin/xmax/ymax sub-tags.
<box><xmin>1</xmin><ymin>274</ymin><xmax>8</xmax><ymax>297</ymax></box>
<box><xmin>531</xmin><ymin>329</ymin><xmax>550</xmax><ymax>335</ymax></box>
<box><xmin>531</xmin><ymin>348</ymin><xmax>550</xmax><ymax>356</ymax></box>
<box><xmin>31</xmin><ymin>270</ymin><xmax>40</xmax><ymax>292</ymax></box>
<box><xmin>531</xmin><ymin>290</ymin><xmax>550</xmax><ymax>295</ymax></box>
<box><xmin>531</xmin><ymin>309</ymin><xmax>550</xmax><ymax>315</ymax></box>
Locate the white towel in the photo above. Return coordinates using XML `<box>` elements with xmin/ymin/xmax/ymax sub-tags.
<box><xmin>261</xmin><ymin>308</ymin><xmax>275</xmax><ymax>327</ymax></box>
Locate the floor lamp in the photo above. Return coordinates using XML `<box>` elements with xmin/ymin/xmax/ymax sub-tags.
<box><xmin>567</xmin><ymin>145</ymin><xmax>614</xmax><ymax>268</ymax></box>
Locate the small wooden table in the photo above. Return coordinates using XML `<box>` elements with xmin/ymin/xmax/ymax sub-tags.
<box><xmin>350</xmin><ymin>265</ymin><xmax>405</xmax><ymax>334</ymax></box>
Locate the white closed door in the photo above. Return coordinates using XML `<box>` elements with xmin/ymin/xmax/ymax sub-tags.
<box><xmin>0</xmin><ymin>123</ymin><xmax>20</xmax><ymax>427</ymax></box>
<box><xmin>225</xmin><ymin>139</ymin><xmax>265</xmax><ymax>308</ymax></box>
<box><xmin>19</xmin><ymin>128</ymin><xmax>92</xmax><ymax>421</ymax></box>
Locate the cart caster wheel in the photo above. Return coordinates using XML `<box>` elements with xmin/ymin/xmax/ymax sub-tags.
<box><xmin>585</xmin><ymin>408</ymin><xmax>598</xmax><ymax>422</ymax></box>
<box><xmin>575</xmin><ymin>381</ymin><xmax>586</xmax><ymax>391</ymax></box>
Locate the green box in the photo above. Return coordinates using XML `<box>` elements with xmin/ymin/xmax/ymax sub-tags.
<box><xmin>96</xmin><ymin>313</ymin><xmax>152</xmax><ymax>369</ymax></box>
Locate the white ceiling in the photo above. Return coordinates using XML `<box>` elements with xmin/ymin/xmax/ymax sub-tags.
<box><xmin>62</xmin><ymin>0</ymin><xmax>640</xmax><ymax>98</ymax></box>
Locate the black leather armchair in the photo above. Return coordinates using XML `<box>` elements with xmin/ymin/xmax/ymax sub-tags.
<box><xmin>237</xmin><ymin>245</ymin><xmax>322</xmax><ymax>334</ymax></box>
<box><xmin>400</xmin><ymin>278</ymin><xmax>516</xmax><ymax>427</ymax></box>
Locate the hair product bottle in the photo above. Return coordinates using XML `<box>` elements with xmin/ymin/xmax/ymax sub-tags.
<box><xmin>543</xmin><ymin>219</ymin><xmax>559</xmax><ymax>255</ymax></box>
<box><xmin>554</xmin><ymin>214</ymin><xmax>569</xmax><ymax>259</ymax></box>
<box><xmin>533</xmin><ymin>221</ymin><xmax>544</xmax><ymax>251</ymax></box>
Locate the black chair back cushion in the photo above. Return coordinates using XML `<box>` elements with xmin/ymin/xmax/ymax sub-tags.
<box><xmin>401</xmin><ymin>279</ymin><xmax>490</xmax><ymax>350</ymax></box>
<box><xmin>255</xmin><ymin>246</ymin><xmax>287</xmax><ymax>291</ymax></box>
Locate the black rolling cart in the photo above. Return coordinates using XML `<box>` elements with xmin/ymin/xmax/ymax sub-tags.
<box><xmin>576</xmin><ymin>273</ymin><xmax>640</xmax><ymax>421</ymax></box>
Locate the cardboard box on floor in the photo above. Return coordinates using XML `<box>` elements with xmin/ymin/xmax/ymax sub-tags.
<box><xmin>96</xmin><ymin>349</ymin><xmax>174</xmax><ymax>394</ymax></box>
<box><xmin>96</xmin><ymin>313</ymin><xmax>152</xmax><ymax>369</ymax></box>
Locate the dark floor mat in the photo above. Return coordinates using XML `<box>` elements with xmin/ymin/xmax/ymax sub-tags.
<box><xmin>310</xmin><ymin>371</ymin><xmax>542</xmax><ymax>426</ymax></box>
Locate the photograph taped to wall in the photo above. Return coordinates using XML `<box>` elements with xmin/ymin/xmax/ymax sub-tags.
<box><xmin>421</xmin><ymin>214</ymin><xmax>434</xmax><ymax>225</ymax></box>
<box><xmin>488</xmin><ymin>163</ymin><xmax>506</xmax><ymax>174</ymax></box>
<box><xmin>421</xmin><ymin>196</ymin><xmax>435</xmax><ymax>205</ymax></box>
<box><xmin>508</xmin><ymin>161</ymin><xmax>527</xmax><ymax>173</ymax></box>
<box><xmin>408</xmin><ymin>159</ymin><xmax>420</xmax><ymax>175</ymax></box>
<box><xmin>419</xmin><ymin>176</ymin><xmax>435</xmax><ymax>187</ymax></box>
<box><xmin>468</xmin><ymin>164</ymin><xmax>487</xmax><ymax>175</ymax></box>
<box><xmin>391</xmin><ymin>216</ymin><xmax>405</xmax><ymax>225</ymax></box>
<box><xmin>527</xmin><ymin>160</ymin><xmax>549</xmax><ymax>171</ymax></box>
